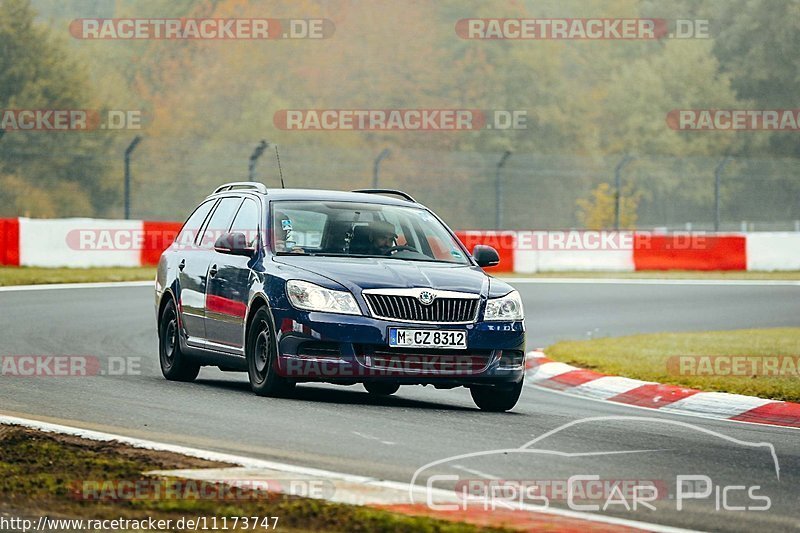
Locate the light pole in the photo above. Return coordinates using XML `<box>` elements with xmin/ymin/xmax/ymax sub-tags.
<box><xmin>614</xmin><ymin>154</ymin><xmax>634</xmax><ymax>230</ymax></box>
<box><xmin>714</xmin><ymin>155</ymin><xmax>732</xmax><ymax>232</ymax></box>
<box><xmin>248</xmin><ymin>140</ymin><xmax>269</xmax><ymax>181</ymax></box>
<box><xmin>372</xmin><ymin>148</ymin><xmax>390</xmax><ymax>188</ymax></box>
<box><xmin>494</xmin><ymin>150</ymin><xmax>512</xmax><ymax>229</ymax></box>
<box><xmin>124</xmin><ymin>135</ymin><xmax>142</xmax><ymax>220</ymax></box>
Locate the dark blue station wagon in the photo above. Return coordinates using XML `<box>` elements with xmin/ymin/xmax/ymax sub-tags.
<box><xmin>155</xmin><ymin>183</ymin><xmax>526</xmax><ymax>411</ymax></box>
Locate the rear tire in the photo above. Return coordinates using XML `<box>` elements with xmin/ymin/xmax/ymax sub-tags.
<box><xmin>158</xmin><ymin>299</ymin><xmax>200</xmax><ymax>382</ymax></box>
<box><xmin>364</xmin><ymin>382</ymin><xmax>400</xmax><ymax>396</ymax></box>
<box><xmin>247</xmin><ymin>307</ymin><xmax>295</xmax><ymax>397</ymax></box>
<box><xmin>470</xmin><ymin>380</ymin><xmax>523</xmax><ymax>412</ymax></box>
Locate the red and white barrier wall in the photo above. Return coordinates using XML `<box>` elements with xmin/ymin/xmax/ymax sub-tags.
<box><xmin>1</xmin><ymin>219</ymin><xmax>799</xmax><ymax>271</ymax></box>
<box><xmin>458</xmin><ymin>230</ymin><xmax>800</xmax><ymax>273</ymax></box>
<box><xmin>0</xmin><ymin>218</ymin><xmax>182</xmax><ymax>268</ymax></box>
<box><xmin>0</xmin><ymin>219</ymin><xmax>20</xmax><ymax>266</ymax></box>
<box><xmin>746</xmin><ymin>232</ymin><xmax>800</xmax><ymax>271</ymax></box>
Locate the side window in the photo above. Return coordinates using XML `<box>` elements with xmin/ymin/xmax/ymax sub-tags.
<box><xmin>230</xmin><ymin>198</ymin><xmax>261</xmax><ymax>247</ymax></box>
<box><xmin>198</xmin><ymin>197</ymin><xmax>243</xmax><ymax>249</ymax></box>
<box><xmin>176</xmin><ymin>200</ymin><xmax>215</xmax><ymax>248</ymax></box>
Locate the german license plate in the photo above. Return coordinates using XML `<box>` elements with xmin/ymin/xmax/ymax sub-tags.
<box><xmin>388</xmin><ymin>328</ymin><xmax>467</xmax><ymax>349</ymax></box>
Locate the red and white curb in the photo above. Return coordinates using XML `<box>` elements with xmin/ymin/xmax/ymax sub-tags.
<box><xmin>526</xmin><ymin>351</ymin><xmax>800</xmax><ymax>429</ymax></box>
<box><xmin>0</xmin><ymin>414</ymin><xmax>691</xmax><ymax>533</ymax></box>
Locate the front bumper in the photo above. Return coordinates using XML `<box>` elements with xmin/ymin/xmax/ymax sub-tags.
<box><xmin>271</xmin><ymin>308</ymin><xmax>526</xmax><ymax>386</ymax></box>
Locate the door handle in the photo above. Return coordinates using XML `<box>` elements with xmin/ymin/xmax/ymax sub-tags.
<box><xmin>178</xmin><ymin>259</ymin><xmax>186</xmax><ymax>271</ymax></box>
<box><xmin>209</xmin><ymin>264</ymin><xmax>218</xmax><ymax>278</ymax></box>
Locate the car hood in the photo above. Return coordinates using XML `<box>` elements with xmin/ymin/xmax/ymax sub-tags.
<box><xmin>272</xmin><ymin>255</ymin><xmax>507</xmax><ymax>296</ymax></box>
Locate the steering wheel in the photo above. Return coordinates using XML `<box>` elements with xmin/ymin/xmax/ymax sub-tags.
<box><xmin>384</xmin><ymin>245</ymin><xmax>418</xmax><ymax>255</ymax></box>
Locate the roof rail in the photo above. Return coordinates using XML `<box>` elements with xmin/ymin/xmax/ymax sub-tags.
<box><xmin>212</xmin><ymin>182</ymin><xmax>268</xmax><ymax>195</ymax></box>
<box><xmin>352</xmin><ymin>188</ymin><xmax>416</xmax><ymax>203</ymax></box>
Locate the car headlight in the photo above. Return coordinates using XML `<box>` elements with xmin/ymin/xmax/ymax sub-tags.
<box><xmin>484</xmin><ymin>290</ymin><xmax>524</xmax><ymax>321</ymax></box>
<box><xmin>286</xmin><ymin>280</ymin><xmax>361</xmax><ymax>315</ymax></box>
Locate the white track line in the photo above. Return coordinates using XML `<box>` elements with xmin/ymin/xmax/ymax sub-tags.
<box><xmin>0</xmin><ymin>413</ymin><xmax>696</xmax><ymax>533</ymax></box>
<box><xmin>500</xmin><ymin>277</ymin><xmax>800</xmax><ymax>286</ymax></box>
<box><xmin>0</xmin><ymin>280</ymin><xmax>152</xmax><ymax>292</ymax></box>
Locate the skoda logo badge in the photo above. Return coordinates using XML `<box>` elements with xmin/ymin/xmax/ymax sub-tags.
<box><xmin>418</xmin><ymin>290</ymin><xmax>435</xmax><ymax>305</ymax></box>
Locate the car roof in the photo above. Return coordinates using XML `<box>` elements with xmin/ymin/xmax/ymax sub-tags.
<box><xmin>208</xmin><ymin>187</ymin><xmax>424</xmax><ymax>208</ymax></box>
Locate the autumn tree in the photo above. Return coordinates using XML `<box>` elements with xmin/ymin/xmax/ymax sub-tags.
<box><xmin>0</xmin><ymin>0</ymin><xmax>112</xmax><ymax>217</ymax></box>
<box><xmin>577</xmin><ymin>182</ymin><xmax>642</xmax><ymax>229</ymax></box>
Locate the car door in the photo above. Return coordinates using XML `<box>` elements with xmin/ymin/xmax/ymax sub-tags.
<box><xmin>181</xmin><ymin>196</ymin><xmax>243</xmax><ymax>348</ymax></box>
<box><xmin>175</xmin><ymin>199</ymin><xmax>217</xmax><ymax>344</ymax></box>
<box><xmin>205</xmin><ymin>196</ymin><xmax>262</xmax><ymax>351</ymax></box>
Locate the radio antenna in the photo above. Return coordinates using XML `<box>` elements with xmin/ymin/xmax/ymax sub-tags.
<box><xmin>274</xmin><ymin>145</ymin><xmax>285</xmax><ymax>189</ymax></box>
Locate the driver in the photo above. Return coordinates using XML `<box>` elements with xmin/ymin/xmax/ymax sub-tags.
<box><xmin>368</xmin><ymin>220</ymin><xmax>398</xmax><ymax>255</ymax></box>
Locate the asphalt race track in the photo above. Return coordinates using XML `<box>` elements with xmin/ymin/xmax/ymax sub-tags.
<box><xmin>1</xmin><ymin>280</ymin><xmax>798</xmax><ymax>532</ymax></box>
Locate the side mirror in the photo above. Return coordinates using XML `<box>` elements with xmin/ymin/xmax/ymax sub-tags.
<box><xmin>214</xmin><ymin>232</ymin><xmax>256</xmax><ymax>257</ymax></box>
<box><xmin>473</xmin><ymin>245</ymin><xmax>500</xmax><ymax>268</ymax></box>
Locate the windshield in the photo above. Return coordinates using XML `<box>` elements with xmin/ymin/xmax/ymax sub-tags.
<box><xmin>271</xmin><ymin>200</ymin><xmax>469</xmax><ymax>264</ymax></box>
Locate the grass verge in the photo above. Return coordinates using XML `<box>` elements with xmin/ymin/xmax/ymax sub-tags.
<box><xmin>0</xmin><ymin>426</ymin><xmax>507</xmax><ymax>533</ymax></box>
<box><xmin>500</xmin><ymin>270</ymin><xmax>800</xmax><ymax>280</ymax></box>
<box><xmin>0</xmin><ymin>267</ymin><xmax>156</xmax><ymax>286</ymax></box>
<box><xmin>545</xmin><ymin>328</ymin><xmax>800</xmax><ymax>402</ymax></box>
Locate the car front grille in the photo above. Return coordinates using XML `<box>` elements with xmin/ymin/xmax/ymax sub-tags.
<box><xmin>364</xmin><ymin>293</ymin><xmax>479</xmax><ymax>323</ymax></box>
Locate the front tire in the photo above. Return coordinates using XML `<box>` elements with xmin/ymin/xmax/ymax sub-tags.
<box><xmin>158</xmin><ymin>299</ymin><xmax>200</xmax><ymax>382</ymax></box>
<box><xmin>470</xmin><ymin>380</ymin><xmax>523</xmax><ymax>412</ymax></box>
<box><xmin>247</xmin><ymin>307</ymin><xmax>295</xmax><ymax>397</ymax></box>
<box><xmin>364</xmin><ymin>382</ymin><xmax>400</xmax><ymax>396</ymax></box>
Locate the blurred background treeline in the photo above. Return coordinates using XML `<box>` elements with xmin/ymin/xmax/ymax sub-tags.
<box><xmin>1</xmin><ymin>0</ymin><xmax>798</xmax><ymax>230</ymax></box>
